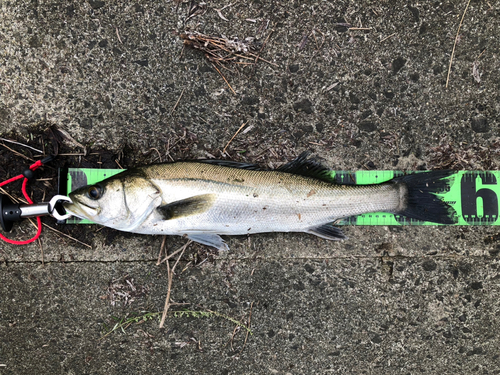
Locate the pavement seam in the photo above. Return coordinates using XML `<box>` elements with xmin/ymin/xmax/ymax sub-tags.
<box><xmin>3</xmin><ymin>254</ymin><xmax>498</xmax><ymax>265</ymax></box>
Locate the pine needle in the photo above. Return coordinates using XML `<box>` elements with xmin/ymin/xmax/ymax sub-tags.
<box><xmin>446</xmin><ymin>0</ymin><xmax>472</xmax><ymax>88</ymax></box>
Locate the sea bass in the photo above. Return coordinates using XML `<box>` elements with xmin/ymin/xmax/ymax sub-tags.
<box><xmin>64</xmin><ymin>153</ymin><xmax>456</xmax><ymax>250</ymax></box>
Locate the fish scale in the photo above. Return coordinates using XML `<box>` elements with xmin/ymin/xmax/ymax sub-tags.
<box><xmin>144</xmin><ymin>163</ymin><xmax>401</xmax><ymax>232</ymax></box>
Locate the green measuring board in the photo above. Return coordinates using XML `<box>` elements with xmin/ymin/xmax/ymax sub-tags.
<box><xmin>64</xmin><ymin>168</ymin><xmax>500</xmax><ymax>226</ymax></box>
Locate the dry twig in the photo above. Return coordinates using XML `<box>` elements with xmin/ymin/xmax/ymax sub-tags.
<box><xmin>0</xmin><ymin>137</ymin><xmax>43</xmax><ymax>153</ymax></box>
<box><xmin>223</xmin><ymin>121</ymin><xmax>249</xmax><ymax>153</ymax></box>
<box><xmin>213</xmin><ymin>3</ymin><xmax>233</xmax><ymax>21</ymax></box>
<box><xmin>180</xmin><ymin>31</ymin><xmax>277</xmax><ymax>67</ymax></box>
<box><xmin>156</xmin><ymin>236</ymin><xmax>167</xmax><ymax>265</ymax></box>
<box><xmin>380</xmin><ymin>33</ymin><xmax>396</xmax><ymax>43</ymax></box>
<box><xmin>254</xmin><ymin>30</ymin><xmax>274</xmax><ymax>65</ymax></box>
<box><xmin>0</xmin><ymin>143</ymin><xmax>35</xmax><ymax>161</ymax></box>
<box><xmin>180</xmin><ymin>32</ymin><xmax>262</xmax><ymax>64</ymax></box>
<box><xmin>158</xmin><ymin>239</ymin><xmax>192</xmax><ymax>265</ymax></box>
<box><xmin>211</xmin><ymin>62</ymin><xmax>237</xmax><ymax>95</ymax></box>
<box><xmin>43</xmin><ymin>223</ymin><xmax>92</xmax><ymax>248</ymax></box>
<box><xmin>115</xmin><ymin>27</ymin><xmax>123</xmax><ymax>44</ymax></box>
<box><xmin>446</xmin><ymin>0</ymin><xmax>472</xmax><ymax>88</ymax></box>
<box><xmin>180</xmin><ymin>31</ymin><xmax>276</xmax><ymax>93</ymax></box>
<box><xmin>159</xmin><ymin>240</ymin><xmax>192</xmax><ymax>328</ymax></box>
<box><xmin>0</xmin><ymin>187</ymin><xmax>27</xmax><ymax>205</ymax></box>
<box><xmin>170</xmin><ymin>88</ymin><xmax>185</xmax><ymax>114</ymax></box>
<box><xmin>239</xmin><ymin>301</ymin><xmax>254</xmax><ymax>354</ymax></box>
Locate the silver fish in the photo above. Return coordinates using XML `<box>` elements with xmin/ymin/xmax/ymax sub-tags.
<box><xmin>64</xmin><ymin>153</ymin><xmax>456</xmax><ymax>250</ymax></box>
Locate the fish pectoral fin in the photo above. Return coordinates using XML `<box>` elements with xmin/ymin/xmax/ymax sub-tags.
<box><xmin>186</xmin><ymin>233</ymin><xmax>229</xmax><ymax>251</ymax></box>
<box><xmin>307</xmin><ymin>223</ymin><xmax>347</xmax><ymax>241</ymax></box>
<box><xmin>157</xmin><ymin>194</ymin><xmax>216</xmax><ymax>220</ymax></box>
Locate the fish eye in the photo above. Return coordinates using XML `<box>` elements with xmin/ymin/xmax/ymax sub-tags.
<box><xmin>87</xmin><ymin>185</ymin><xmax>102</xmax><ymax>200</ymax></box>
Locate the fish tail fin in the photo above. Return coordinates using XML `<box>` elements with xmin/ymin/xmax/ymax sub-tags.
<box><xmin>394</xmin><ymin>171</ymin><xmax>457</xmax><ymax>224</ymax></box>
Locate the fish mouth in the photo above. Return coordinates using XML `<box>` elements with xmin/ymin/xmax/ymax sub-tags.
<box><xmin>63</xmin><ymin>200</ymin><xmax>99</xmax><ymax>219</ymax></box>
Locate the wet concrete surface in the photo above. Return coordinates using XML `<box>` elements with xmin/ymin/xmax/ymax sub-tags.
<box><xmin>1</xmin><ymin>1</ymin><xmax>500</xmax><ymax>374</ymax></box>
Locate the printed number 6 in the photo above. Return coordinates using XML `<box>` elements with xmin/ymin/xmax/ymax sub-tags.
<box><xmin>460</xmin><ymin>172</ymin><xmax>498</xmax><ymax>224</ymax></box>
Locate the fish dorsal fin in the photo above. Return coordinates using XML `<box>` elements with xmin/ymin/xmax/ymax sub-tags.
<box><xmin>200</xmin><ymin>152</ymin><xmax>335</xmax><ymax>182</ymax></box>
<box><xmin>278</xmin><ymin>151</ymin><xmax>335</xmax><ymax>183</ymax></box>
<box><xmin>199</xmin><ymin>159</ymin><xmax>263</xmax><ymax>170</ymax></box>
<box><xmin>157</xmin><ymin>194</ymin><xmax>216</xmax><ymax>220</ymax></box>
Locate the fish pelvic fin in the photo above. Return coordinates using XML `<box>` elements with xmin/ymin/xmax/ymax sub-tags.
<box><xmin>158</xmin><ymin>194</ymin><xmax>216</xmax><ymax>220</ymax></box>
<box><xmin>307</xmin><ymin>223</ymin><xmax>347</xmax><ymax>241</ymax></box>
<box><xmin>394</xmin><ymin>170</ymin><xmax>457</xmax><ymax>224</ymax></box>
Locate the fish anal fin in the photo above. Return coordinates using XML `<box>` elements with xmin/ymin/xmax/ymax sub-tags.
<box><xmin>307</xmin><ymin>223</ymin><xmax>347</xmax><ymax>241</ymax></box>
<box><xmin>186</xmin><ymin>233</ymin><xmax>229</xmax><ymax>251</ymax></box>
<box><xmin>158</xmin><ymin>194</ymin><xmax>216</xmax><ymax>220</ymax></box>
